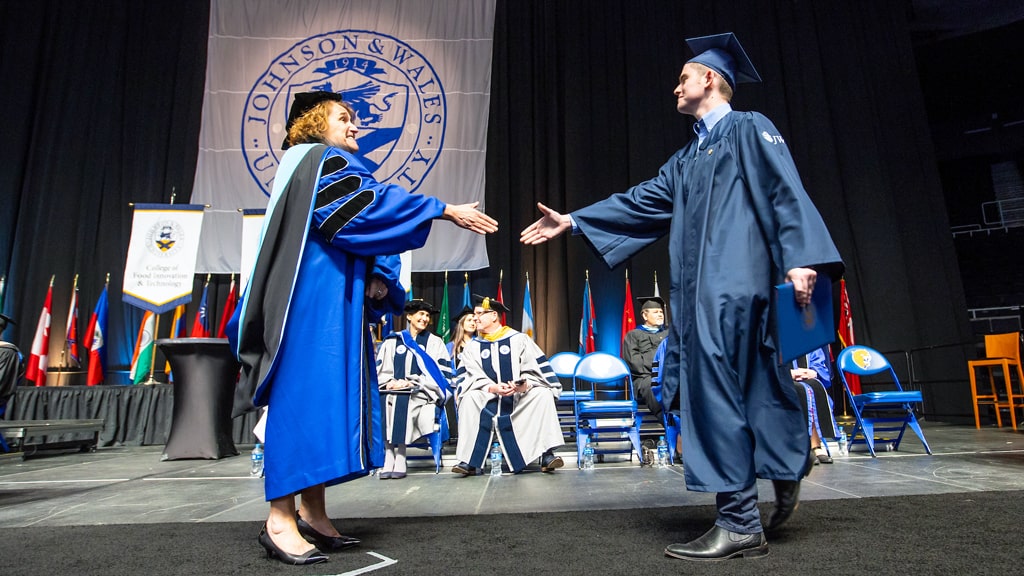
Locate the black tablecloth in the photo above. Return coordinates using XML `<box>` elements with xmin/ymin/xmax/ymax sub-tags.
<box><xmin>157</xmin><ymin>338</ymin><xmax>241</xmax><ymax>460</ymax></box>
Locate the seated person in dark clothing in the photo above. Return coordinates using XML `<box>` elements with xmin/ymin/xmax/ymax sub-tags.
<box><xmin>621</xmin><ymin>296</ymin><xmax>669</xmax><ymax>419</ymax></box>
<box><xmin>1</xmin><ymin>314</ymin><xmax>23</xmax><ymax>444</ymax></box>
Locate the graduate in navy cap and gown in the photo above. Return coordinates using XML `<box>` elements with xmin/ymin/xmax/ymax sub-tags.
<box><xmin>522</xmin><ymin>33</ymin><xmax>843</xmax><ymax>561</ymax></box>
<box><xmin>234</xmin><ymin>91</ymin><xmax>497</xmax><ymax>565</ymax></box>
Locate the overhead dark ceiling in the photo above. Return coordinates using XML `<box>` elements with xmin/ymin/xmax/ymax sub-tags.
<box><xmin>907</xmin><ymin>0</ymin><xmax>1024</xmax><ymax>44</ymax></box>
<box><xmin>909</xmin><ymin>2</ymin><xmax>1024</xmax><ymax>162</ymax></box>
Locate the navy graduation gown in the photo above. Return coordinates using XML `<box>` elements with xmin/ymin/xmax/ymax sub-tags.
<box><xmin>573</xmin><ymin>111</ymin><xmax>843</xmax><ymax>492</ymax></box>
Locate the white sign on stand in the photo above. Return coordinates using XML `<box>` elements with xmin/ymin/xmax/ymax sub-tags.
<box><xmin>123</xmin><ymin>204</ymin><xmax>205</xmax><ymax>313</ymax></box>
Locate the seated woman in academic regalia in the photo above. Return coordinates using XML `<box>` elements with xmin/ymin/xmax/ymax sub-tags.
<box><xmin>790</xmin><ymin>346</ymin><xmax>840</xmax><ymax>464</ymax></box>
<box><xmin>375</xmin><ymin>299</ymin><xmax>453</xmax><ymax>479</ymax></box>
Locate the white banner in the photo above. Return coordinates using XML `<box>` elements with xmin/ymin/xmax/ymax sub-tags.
<box><xmin>192</xmin><ymin>0</ymin><xmax>496</xmax><ymax>273</ymax></box>
<box><xmin>238</xmin><ymin>209</ymin><xmax>266</xmax><ymax>294</ymax></box>
<box><xmin>123</xmin><ymin>205</ymin><xmax>206</xmax><ymax>313</ymax></box>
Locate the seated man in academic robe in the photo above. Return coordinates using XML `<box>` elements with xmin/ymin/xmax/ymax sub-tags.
<box><xmin>452</xmin><ymin>295</ymin><xmax>564</xmax><ymax>475</ymax></box>
<box><xmin>621</xmin><ymin>296</ymin><xmax>669</xmax><ymax>420</ymax></box>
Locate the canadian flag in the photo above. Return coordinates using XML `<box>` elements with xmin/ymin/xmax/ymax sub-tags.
<box><xmin>25</xmin><ymin>279</ymin><xmax>54</xmax><ymax>386</ymax></box>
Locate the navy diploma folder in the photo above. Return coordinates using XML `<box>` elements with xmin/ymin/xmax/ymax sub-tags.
<box><xmin>774</xmin><ymin>276</ymin><xmax>834</xmax><ymax>364</ymax></box>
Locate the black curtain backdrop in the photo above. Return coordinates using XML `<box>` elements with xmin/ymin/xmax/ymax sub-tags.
<box><xmin>0</xmin><ymin>1</ymin><xmax>974</xmax><ymax>417</ymax></box>
<box><xmin>0</xmin><ymin>0</ymin><xmax>212</xmax><ymax>380</ymax></box>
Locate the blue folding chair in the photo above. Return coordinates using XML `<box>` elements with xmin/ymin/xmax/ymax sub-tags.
<box><xmin>837</xmin><ymin>345</ymin><xmax>932</xmax><ymax>457</ymax></box>
<box><xmin>650</xmin><ymin>339</ymin><xmax>682</xmax><ymax>465</ymax></box>
<box><xmin>549</xmin><ymin>352</ymin><xmax>588</xmax><ymax>439</ymax></box>
<box><xmin>573</xmin><ymin>352</ymin><xmax>643</xmax><ymax>467</ymax></box>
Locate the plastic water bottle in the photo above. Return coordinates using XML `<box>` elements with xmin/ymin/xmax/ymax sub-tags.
<box><xmin>582</xmin><ymin>438</ymin><xmax>595</xmax><ymax>470</ymax></box>
<box><xmin>656</xmin><ymin>436</ymin><xmax>669</xmax><ymax>468</ymax></box>
<box><xmin>837</xmin><ymin>428</ymin><xmax>848</xmax><ymax>456</ymax></box>
<box><xmin>250</xmin><ymin>443</ymin><xmax>264</xmax><ymax>477</ymax></box>
<box><xmin>489</xmin><ymin>442</ymin><xmax>502</xmax><ymax>477</ymax></box>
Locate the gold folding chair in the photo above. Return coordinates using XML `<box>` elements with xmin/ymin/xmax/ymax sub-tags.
<box><xmin>968</xmin><ymin>332</ymin><xmax>1024</xmax><ymax>429</ymax></box>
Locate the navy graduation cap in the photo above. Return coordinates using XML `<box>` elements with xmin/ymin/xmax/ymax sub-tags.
<box><xmin>685</xmin><ymin>32</ymin><xmax>762</xmax><ymax>90</ymax></box>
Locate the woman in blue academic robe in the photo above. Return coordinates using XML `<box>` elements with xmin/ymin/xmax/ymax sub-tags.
<box><xmin>235</xmin><ymin>91</ymin><xmax>496</xmax><ymax>565</ymax></box>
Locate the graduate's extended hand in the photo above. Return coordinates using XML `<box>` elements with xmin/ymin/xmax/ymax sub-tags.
<box><xmin>785</xmin><ymin>267</ymin><xmax>817</xmax><ymax>307</ymax></box>
<box><xmin>520</xmin><ymin>203</ymin><xmax>572</xmax><ymax>245</ymax></box>
<box><xmin>443</xmin><ymin>202</ymin><xmax>499</xmax><ymax>234</ymax></box>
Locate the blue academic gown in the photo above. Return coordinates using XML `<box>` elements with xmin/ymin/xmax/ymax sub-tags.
<box><xmin>235</xmin><ymin>143</ymin><xmax>445</xmax><ymax>500</ymax></box>
<box><xmin>573</xmin><ymin>111</ymin><xmax>844</xmax><ymax>494</ymax></box>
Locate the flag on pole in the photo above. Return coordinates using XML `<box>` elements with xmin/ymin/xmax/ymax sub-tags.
<box><xmin>438</xmin><ymin>271</ymin><xmax>451</xmax><ymax>341</ymax></box>
<box><xmin>129</xmin><ymin>311</ymin><xmax>156</xmax><ymax>385</ymax></box>
<box><xmin>837</xmin><ymin>278</ymin><xmax>860</xmax><ymax>395</ymax></box>
<box><xmin>216</xmin><ymin>275</ymin><xmax>238</xmax><ymax>338</ymax></box>
<box><xmin>26</xmin><ymin>277</ymin><xmax>54</xmax><ymax>386</ymax></box>
<box><xmin>621</xmin><ymin>271</ymin><xmax>635</xmax><ymax>346</ymax></box>
<box><xmin>579</xmin><ymin>272</ymin><xmax>596</xmax><ymax>355</ymax></box>
<box><xmin>496</xmin><ymin>269</ymin><xmax>507</xmax><ymax>325</ymax></box>
<box><xmin>83</xmin><ymin>281</ymin><xmax>109</xmax><ymax>386</ymax></box>
<box><xmin>190</xmin><ymin>278</ymin><xmax>211</xmax><ymax>337</ymax></box>
<box><xmin>165</xmin><ymin>303</ymin><xmax>187</xmax><ymax>379</ymax></box>
<box><xmin>65</xmin><ymin>275</ymin><xmax>81</xmax><ymax>368</ymax></box>
<box><xmin>653</xmin><ymin>270</ymin><xmax>661</xmax><ymax>298</ymax></box>
<box><xmin>522</xmin><ymin>273</ymin><xmax>535</xmax><ymax>340</ymax></box>
<box><xmin>169</xmin><ymin>304</ymin><xmax>186</xmax><ymax>339</ymax></box>
<box><xmin>462</xmin><ymin>273</ymin><xmax>471</xmax><ymax>309</ymax></box>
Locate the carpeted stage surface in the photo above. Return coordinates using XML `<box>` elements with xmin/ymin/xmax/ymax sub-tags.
<box><xmin>1</xmin><ymin>491</ymin><xmax>1018</xmax><ymax>575</ymax></box>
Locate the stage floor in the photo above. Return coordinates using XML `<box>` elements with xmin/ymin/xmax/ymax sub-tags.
<box><xmin>1</xmin><ymin>421</ymin><xmax>1022</xmax><ymax>528</ymax></box>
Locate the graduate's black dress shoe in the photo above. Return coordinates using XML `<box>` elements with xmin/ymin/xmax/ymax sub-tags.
<box><xmin>813</xmin><ymin>446</ymin><xmax>833</xmax><ymax>464</ymax></box>
<box><xmin>664</xmin><ymin>525</ymin><xmax>769</xmax><ymax>561</ymax></box>
<box><xmin>295</xmin><ymin>514</ymin><xmax>360</xmax><ymax>551</ymax></box>
<box><xmin>258</xmin><ymin>525</ymin><xmax>329</xmax><ymax>565</ymax></box>
<box><xmin>764</xmin><ymin>479</ymin><xmax>801</xmax><ymax>531</ymax></box>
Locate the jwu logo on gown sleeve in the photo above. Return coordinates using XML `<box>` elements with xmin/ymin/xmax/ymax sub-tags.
<box><xmin>242</xmin><ymin>30</ymin><xmax>447</xmax><ymax>197</ymax></box>
<box><xmin>761</xmin><ymin>131</ymin><xmax>785</xmax><ymax>145</ymax></box>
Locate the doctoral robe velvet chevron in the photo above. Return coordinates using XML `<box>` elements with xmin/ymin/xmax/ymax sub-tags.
<box><xmin>235</xmin><ymin>143</ymin><xmax>445</xmax><ymax>500</ymax></box>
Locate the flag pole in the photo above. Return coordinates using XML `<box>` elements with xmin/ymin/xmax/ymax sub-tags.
<box><xmin>0</xmin><ymin>274</ymin><xmax>6</xmax><ymax>313</ymax></box>
<box><xmin>46</xmin><ymin>275</ymin><xmax>55</xmax><ymax>386</ymax></box>
<box><xmin>62</xmin><ymin>273</ymin><xmax>78</xmax><ymax>370</ymax></box>
<box><xmin>143</xmin><ymin>313</ymin><xmax>161</xmax><ymax>386</ymax></box>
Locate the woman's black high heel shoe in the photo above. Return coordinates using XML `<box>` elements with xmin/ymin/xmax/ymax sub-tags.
<box><xmin>296</xmin><ymin>513</ymin><xmax>361</xmax><ymax>551</ymax></box>
<box><xmin>258</xmin><ymin>525</ymin><xmax>329</xmax><ymax>565</ymax></box>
